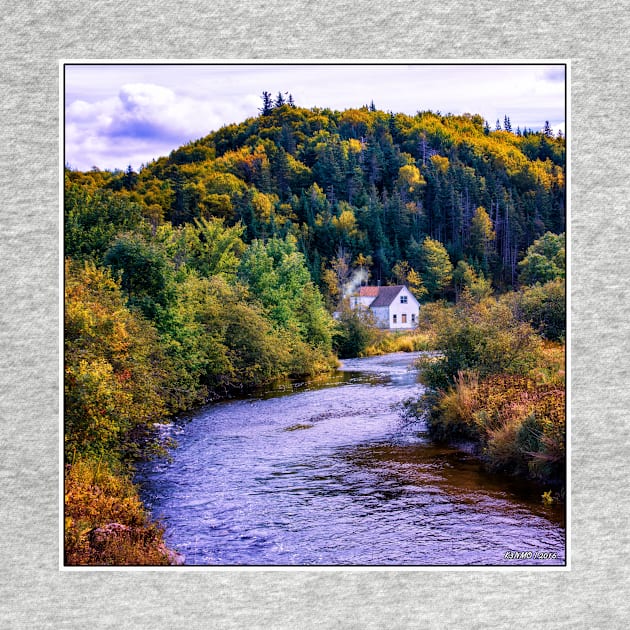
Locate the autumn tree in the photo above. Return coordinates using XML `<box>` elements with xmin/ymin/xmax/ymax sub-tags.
<box><xmin>469</xmin><ymin>206</ymin><xmax>496</xmax><ymax>271</ymax></box>
<box><xmin>64</xmin><ymin>260</ymin><xmax>168</xmax><ymax>456</ymax></box>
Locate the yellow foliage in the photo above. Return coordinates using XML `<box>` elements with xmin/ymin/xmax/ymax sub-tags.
<box><xmin>430</xmin><ymin>155</ymin><xmax>449</xmax><ymax>174</ymax></box>
<box><xmin>397</xmin><ymin>164</ymin><xmax>426</xmax><ymax>193</ymax></box>
<box><xmin>347</xmin><ymin>138</ymin><xmax>363</xmax><ymax>154</ymax></box>
<box><xmin>332</xmin><ymin>207</ymin><xmax>358</xmax><ymax>237</ymax></box>
<box><xmin>252</xmin><ymin>190</ymin><xmax>276</xmax><ymax>222</ymax></box>
<box><xmin>64</xmin><ymin>456</ymin><xmax>172</xmax><ymax>566</ymax></box>
<box><xmin>65</xmin><ymin>260</ymin><xmax>168</xmax><ymax>454</ymax></box>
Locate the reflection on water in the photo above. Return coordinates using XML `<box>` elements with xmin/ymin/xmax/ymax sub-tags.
<box><xmin>138</xmin><ymin>352</ymin><xmax>565</xmax><ymax>566</ymax></box>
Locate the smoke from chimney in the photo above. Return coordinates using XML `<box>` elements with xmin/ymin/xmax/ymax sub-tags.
<box><xmin>342</xmin><ymin>269</ymin><xmax>368</xmax><ymax>298</ymax></box>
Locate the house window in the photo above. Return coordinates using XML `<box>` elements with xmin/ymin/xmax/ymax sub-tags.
<box><xmin>392</xmin><ymin>314</ymin><xmax>397</xmax><ymax>324</ymax></box>
<box><xmin>400</xmin><ymin>295</ymin><xmax>408</xmax><ymax>304</ymax></box>
<box><xmin>411</xmin><ymin>313</ymin><xmax>416</xmax><ymax>323</ymax></box>
<box><xmin>401</xmin><ymin>314</ymin><xmax>407</xmax><ymax>324</ymax></box>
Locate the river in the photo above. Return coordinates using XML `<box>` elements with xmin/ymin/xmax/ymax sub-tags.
<box><xmin>138</xmin><ymin>352</ymin><xmax>566</xmax><ymax>566</ymax></box>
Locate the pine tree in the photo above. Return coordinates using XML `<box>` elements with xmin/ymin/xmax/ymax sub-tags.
<box><xmin>260</xmin><ymin>91</ymin><xmax>273</xmax><ymax>116</ymax></box>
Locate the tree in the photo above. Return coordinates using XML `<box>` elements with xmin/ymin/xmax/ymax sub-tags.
<box><xmin>469</xmin><ymin>206</ymin><xmax>496</xmax><ymax>270</ymax></box>
<box><xmin>64</xmin><ymin>260</ymin><xmax>168</xmax><ymax>456</ymax></box>
<box><xmin>186</xmin><ymin>216</ymin><xmax>245</xmax><ymax>279</ymax></box>
<box><xmin>418</xmin><ymin>236</ymin><xmax>453</xmax><ymax>298</ymax></box>
<box><xmin>518</xmin><ymin>232</ymin><xmax>565</xmax><ymax>285</ymax></box>
<box><xmin>64</xmin><ymin>182</ymin><xmax>144</xmax><ymax>263</ymax></box>
<box><xmin>260</xmin><ymin>91</ymin><xmax>273</xmax><ymax>116</ymax></box>
<box><xmin>453</xmin><ymin>260</ymin><xmax>492</xmax><ymax>302</ymax></box>
<box><xmin>103</xmin><ymin>234</ymin><xmax>174</xmax><ymax>322</ymax></box>
<box><xmin>406</xmin><ymin>267</ymin><xmax>428</xmax><ymax>301</ymax></box>
<box><xmin>354</xmin><ymin>253</ymin><xmax>373</xmax><ymax>284</ymax></box>
<box><xmin>392</xmin><ymin>260</ymin><xmax>410</xmax><ymax>285</ymax></box>
<box><xmin>329</xmin><ymin>245</ymin><xmax>352</xmax><ymax>300</ymax></box>
<box><xmin>396</xmin><ymin>163</ymin><xmax>425</xmax><ymax>200</ymax></box>
<box><xmin>332</xmin><ymin>302</ymin><xmax>378</xmax><ymax>359</ymax></box>
<box><xmin>512</xmin><ymin>278</ymin><xmax>565</xmax><ymax>341</ymax></box>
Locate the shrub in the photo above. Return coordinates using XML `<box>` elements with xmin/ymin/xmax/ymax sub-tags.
<box><xmin>511</xmin><ymin>279</ymin><xmax>566</xmax><ymax>342</ymax></box>
<box><xmin>420</xmin><ymin>295</ymin><xmax>542</xmax><ymax>390</ymax></box>
<box><xmin>64</xmin><ymin>456</ymin><xmax>171</xmax><ymax>566</ymax></box>
<box><xmin>425</xmin><ymin>373</ymin><xmax>565</xmax><ymax>484</ymax></box>
<box><xmin>333</xmin><ymin>303</ymin><xmax>378</xmax><ymax>358</ymax></box>
<box><xmin>428</xmin><ymin>371</ymin><xmax>481</xmax><ymax>441</ymax></box>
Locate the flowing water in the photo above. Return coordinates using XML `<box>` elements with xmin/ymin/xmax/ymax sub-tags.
<box><xmin>138</xmin><ymin>352</ymin><xmax>566</xmax><ymax>566</ymax></box>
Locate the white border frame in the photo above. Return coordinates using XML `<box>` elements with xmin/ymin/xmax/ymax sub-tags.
<box><xmin>59</xmin><ymin>59</ymin><xmax>570</xmax><ymax>572</ymax></box>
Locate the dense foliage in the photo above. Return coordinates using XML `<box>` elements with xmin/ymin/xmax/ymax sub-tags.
<box><xmin>64</xmin><ymin>100</ymin><xmax>566</xmax><ymax>561</ymax></box>
<box><xmin>67</xmin><ymin>103</ymin><xmax>565</xmax><ymax>297</ymax></box>
<box><xmin>415</xmin><ymin>296</ymin><xmax>565</xmax><ymax>488</ymax></box>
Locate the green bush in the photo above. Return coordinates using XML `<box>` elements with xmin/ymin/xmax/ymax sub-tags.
<box><xmin>420</xmin><ymin>295</ymin><xmax>542</xmax><ymax>390</ymax></box>
<box><xmin>512</xmin><ymin>279</ymin><xmax>565</xmax><ymax>342</ymax></box>
<box><xmin>333</xmin><ymin>304</ymin><xmax>378</xmax><ymax>358</ymax></box>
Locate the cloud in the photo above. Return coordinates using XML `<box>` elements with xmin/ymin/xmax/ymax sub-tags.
<box><xmin>543</xmin><ymin>67</ymin><xmax>566</xmax><ymax>83</ymax></box>
<box><xmin>65</xmin><ymin>81</ymin><xmax>259</xmax><ymax>170</ymax></box>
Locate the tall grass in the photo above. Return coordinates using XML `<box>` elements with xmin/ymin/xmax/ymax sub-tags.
<box><xmin>362</xmin><ymin>330</ymin><xmax>435</xmax><ymax>356</ymax></box>
<box><xmin>426</xmin><ymin>371</ymin><xmax>565</xmax><ymax>484</ymax></box>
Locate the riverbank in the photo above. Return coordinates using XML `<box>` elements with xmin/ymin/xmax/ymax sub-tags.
<box><xmin>409</xmin><ymin>292</ymin><xmax>566</xmax><ymax>496</ymax></box>
<box><xmin>63</xmin><ymin>254</ymin><xmax>337</xmax><ymax>566</ymax></box>
<box><xmin>64</xmin><ymin>455</ymin><xmax>179</xmax><ymax>565</ymax></box>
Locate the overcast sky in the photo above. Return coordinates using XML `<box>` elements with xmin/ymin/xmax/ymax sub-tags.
<box><xmin>64</xmin><ymin>63</ymin><xmax>566</xmax><ymax>171</ymax></box>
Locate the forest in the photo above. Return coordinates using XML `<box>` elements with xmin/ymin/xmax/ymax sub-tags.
<box><xmin>64</xmin><ymin>97</ymin><xmax>566</xmax><ymax>564</ymax></box>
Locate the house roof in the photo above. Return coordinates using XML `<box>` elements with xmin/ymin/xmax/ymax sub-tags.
<box><xmin>358</xmin><ymin>286</ymin><xmax>379</xmax><ymax>297</ymax></box>
<box><xmin>369</xmin><ymin>285</ymin><xmax>407</xmax><ymax>307</ymax></box>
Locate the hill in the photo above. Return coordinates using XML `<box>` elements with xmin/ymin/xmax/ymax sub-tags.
<box><xmin>66</xmin><ymin>102</ymin><xmax>565</xmax><ymax>295</ymax></box>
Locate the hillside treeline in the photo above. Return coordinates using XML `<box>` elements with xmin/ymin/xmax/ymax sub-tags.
<box><xmin>67</xmin><ymin>102</ymin><xmax>564</xmax><ymax>298</ymax></box>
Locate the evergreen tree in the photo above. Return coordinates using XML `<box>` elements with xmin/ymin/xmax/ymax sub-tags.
<box><xmin>260</xmin><ymin>91</ymin><xmax>273</xmax><ymax>116</ymax></box>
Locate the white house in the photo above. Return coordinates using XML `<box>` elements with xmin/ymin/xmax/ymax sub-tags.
<box><xmin>349</xmin><ymin>285</ymin><xmax>420</xmax><ymax>330</ymax></box>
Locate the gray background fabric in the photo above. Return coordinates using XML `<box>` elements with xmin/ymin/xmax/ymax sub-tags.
<box><xmin>1</xmin><ymin>0</ymin><xmax>627</xmax><ymax>627</ymax></box>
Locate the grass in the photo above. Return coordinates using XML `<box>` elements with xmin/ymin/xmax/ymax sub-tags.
<box><xmin>362</xmin><ymin>329</ymin><xmax>435</xmax><ymax>356</ymax></box>
<box><xmin>424</xmin><ymin>367</ymin><xmax>565</xmax><ymax>486</ymax></box>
